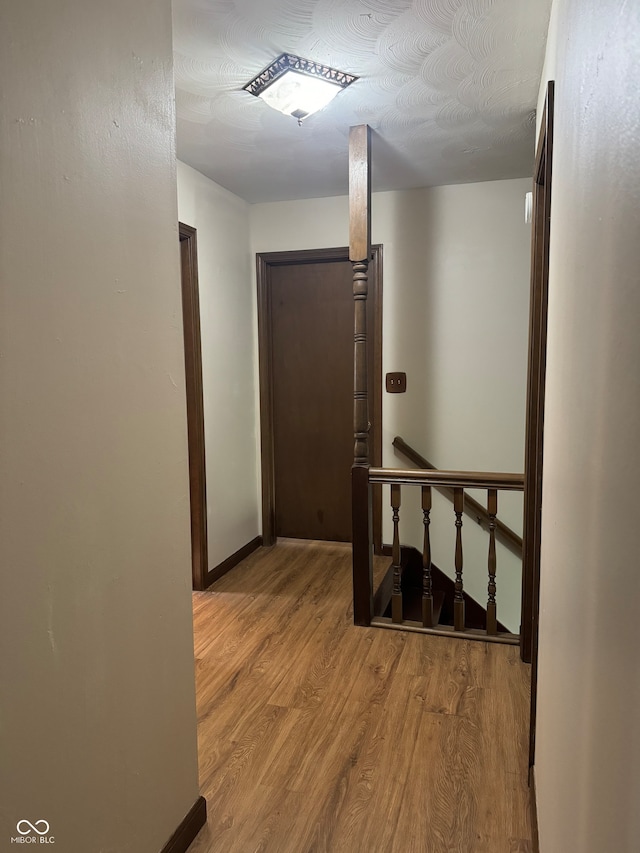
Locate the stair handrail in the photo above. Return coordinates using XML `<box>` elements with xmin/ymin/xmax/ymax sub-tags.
<box><xmin>391</xmin><ymin>436</ymin><xmax>523</xmax><ymax>557</ymax></box>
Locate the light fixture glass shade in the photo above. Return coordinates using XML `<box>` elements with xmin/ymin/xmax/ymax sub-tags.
<box><xmin>243</xmin><ymin>54</ymin><xmax>358</xmax><ymax>123</ymax></box>
<box><xmin>259</xmin><ymin>70</ymin><xmax>342</xmax><ymax>120</ymax></box>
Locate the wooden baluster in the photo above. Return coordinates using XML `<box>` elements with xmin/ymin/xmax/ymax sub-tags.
<box><xmin>422</xmin><ymin>485</ymin><xmax>434</xmax><ymax>627</ymax></box>
<box><xmin>391</xmin><ymin>483</ymin><xmax>403</xmax><ymax>623</ymax></box>
<box><xmin>453</xmin><ymin>488</ymin><xmax>465</xmax><ymax>631</ymax></box>
<box><xmin>486</xmin><ymin>489</ymin><xmax>498</xmax><ymax>635</ymax></box>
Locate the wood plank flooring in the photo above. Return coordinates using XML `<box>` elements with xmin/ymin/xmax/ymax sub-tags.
<box><xmin>189</xmin><ymin>539</ymin><xmax>532</xmax><ymax>853</ymax></box>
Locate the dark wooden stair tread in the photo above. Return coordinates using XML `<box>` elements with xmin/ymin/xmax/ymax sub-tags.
<box><xmin>432</xmin><ymin>589</ymin><xmax>445</xmax><ymax>625</ymax></box>
<box><xmin>381</xmin><ymin>546</ymin><xmax>509</xmax><ymax>633</ymax></box>
<box><xmin>383</xmin><ymin>588</ymin><xmax>445</xmax><ymax>625</ymax></box>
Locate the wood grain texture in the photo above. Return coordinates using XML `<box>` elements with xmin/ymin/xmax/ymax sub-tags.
<box><xmin>349</xmin><ymin>125</ymin><xmax>371</xmax><ymax>263</ymax></box>
<box><xmin>189</xmin><ymin>539</ymin><xmax>532</xmax><ymax>853</ymax></box>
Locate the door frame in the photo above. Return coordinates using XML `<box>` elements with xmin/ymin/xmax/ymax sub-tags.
<box><xmin>257</xmin><ymin>245</ymin><xmax>383</xmax><ymax>550</ymax></box>
<box><xmin>179</xmin><ymin>222</ymin><xmax>208</xmax><ymax>591</ymax></box>
<box><xmin>520</xmin><ymin>81</ymin><xmax>554</xmax><ymax>769</ymax></box>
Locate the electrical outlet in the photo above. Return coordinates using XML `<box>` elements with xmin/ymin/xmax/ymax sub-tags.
<box><xmin>386</xmin><ymin>372</ymin><xmax>407</xmax><ymax>393</ymax></box>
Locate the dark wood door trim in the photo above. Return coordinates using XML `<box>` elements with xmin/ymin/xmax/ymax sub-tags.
<box><xmin>179</xmin><ymin>222</ymin><xmax>208</xmax><ymax>591</ymax></box>
<box><xmin>521</xmin><ymin>81</ymin><xmax>554</xmax><ymax>769</ymax></box>
<box><xmin>257</xmin><ymin>245</ymin><xmax>383</xmax><ymax>550</ymax></box>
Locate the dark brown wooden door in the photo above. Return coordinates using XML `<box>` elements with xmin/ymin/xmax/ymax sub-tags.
<box><xmin>260</xmin><ymin>250</ymin><xmax>381</xmax><ymax>543</ymax></box>
<box><xmin>270</xmin><ymin>258</ymin><xmax>355</xmax><ymax>541</ymax></box>
<box><xmin>257</xmin><ymin>246</ymin><xmax>382</xmax><ymax>547</ymax></box>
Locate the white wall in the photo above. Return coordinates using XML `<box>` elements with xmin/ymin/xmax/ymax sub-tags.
<box><xmin>251</xmin><ymin>179</ymin><xmax>531</xmax><ymax>630</ymax></box>
<box><xmin>534</xmin><ymin>1</ymin><xmax>640</xmax><ymax>851</ymax></box>
<box><xmin>536</xmin><ymin>0</ymin><xmax>560</xmax><ymax>136</ymax></box>
<box><xmin>0</xmin><ymin>2</ymin><xmax>200</xmax><ymax>851</ymax></box>
<box><xmin>177</xmin><ymin>162</ymin><xmax>260</xmax><ymax>569</ymax></box>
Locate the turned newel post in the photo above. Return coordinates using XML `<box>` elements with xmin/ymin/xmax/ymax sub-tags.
<box><xmin>353</xmin><ymin>259</ymin><xmax>370</xmax><ymax>464</ymax></box>
<box><xmin>350</xmin><ymin>124</ymin><xmax>372</xmax><ymax>465</ymax></box>
<box><xmin>350</xmin><ymin>124</ymin><xmax>373</xmax><ymax>626</ymax></box>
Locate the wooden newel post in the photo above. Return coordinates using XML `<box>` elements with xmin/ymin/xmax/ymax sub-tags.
<box><xmin>353</xmin><ymin>259</ymin><xmax>370</xmax><ymax>464</ymax></box>
<box><xmin>352</xmin><ymin>464</ymin><xmax>373</xmax><ymax>625</ymax></box>
<box><xmin>350</xmin><ymin>124</ymin><xmax>373</xmax><ymax>625</ymax></box>
<box><xmin>350</xmin><ymin>124</ymin><xmax>372</xmax><ymax>466</ymax></box>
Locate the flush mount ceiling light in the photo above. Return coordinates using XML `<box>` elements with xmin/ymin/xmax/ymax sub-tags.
<box><xmin>243</xmin><ymin>54</ymin><xmax>358</xmax><ymax>124</ymax></box>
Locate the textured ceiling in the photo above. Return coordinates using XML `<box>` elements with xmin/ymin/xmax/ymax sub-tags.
<box><xmin>173</xmin><ymin>0</ymin><xmax>552</xmax><ymax>203</ymax></box>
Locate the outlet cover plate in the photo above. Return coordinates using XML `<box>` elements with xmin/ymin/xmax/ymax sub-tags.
<box><xmin>386</xmin><ymin>372</ymin><xmax>407</xmax><ymax>393</ymax></box>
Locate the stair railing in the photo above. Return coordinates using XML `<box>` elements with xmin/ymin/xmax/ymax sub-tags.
<box><xmin>392</xmin><ymin>436</ymin><xmax>523</xmax><ymax>557</ymax></box>
<box><xmin>352</xmin><ymin>465</ymin><xmax>524</xmax><ymax>644</ymax></box>
<box><xmin>347</xmin><ymin>128</ymin><xmax>525</xmax><ymax>645</ymax></box>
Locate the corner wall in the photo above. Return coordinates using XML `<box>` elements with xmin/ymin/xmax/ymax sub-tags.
<box><xmin>0</xmin><ymin>2</ymin><xmax>200</xmax><ymax>851</ymax></box>
<box><xmin>177</xmin><ymin>162</ymin><xmax>259</xmax><ymax>570</ymax></box>
<box><xmin>534</xmin><ymin>0</ymin><xmax>640</xmax><ymax>850</ymax></box>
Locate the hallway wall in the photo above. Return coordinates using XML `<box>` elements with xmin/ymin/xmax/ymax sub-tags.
<box><xmin>174</xmin><ymin>170</ymin><xmax>530</xmax><ymax>628</ymax></box>
<box><xmin>177</xmin><ymin>162</ymin><xmax>260</xmax><ymax>569</ymax></box>
<box><xmin>534</xmin><ymin>0</ymin><xmax>640</xmax><ymax>850</ymax></box>
<box><xmin>0</xmin><ymin>2</ymin><xmax>200</xmax><ymax>851</ymax></box>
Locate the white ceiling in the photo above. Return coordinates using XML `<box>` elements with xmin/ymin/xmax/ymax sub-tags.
<box><xmin>173</xmin><ymin>0</ymin><xmax>552</xmax><ymax>203</ymax></box>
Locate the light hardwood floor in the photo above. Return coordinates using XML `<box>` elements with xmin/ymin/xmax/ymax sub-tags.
<box><xmin>189</xmin><ymin>539</ymin><xmax>532</xmax><ymax>853</ymax></box>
